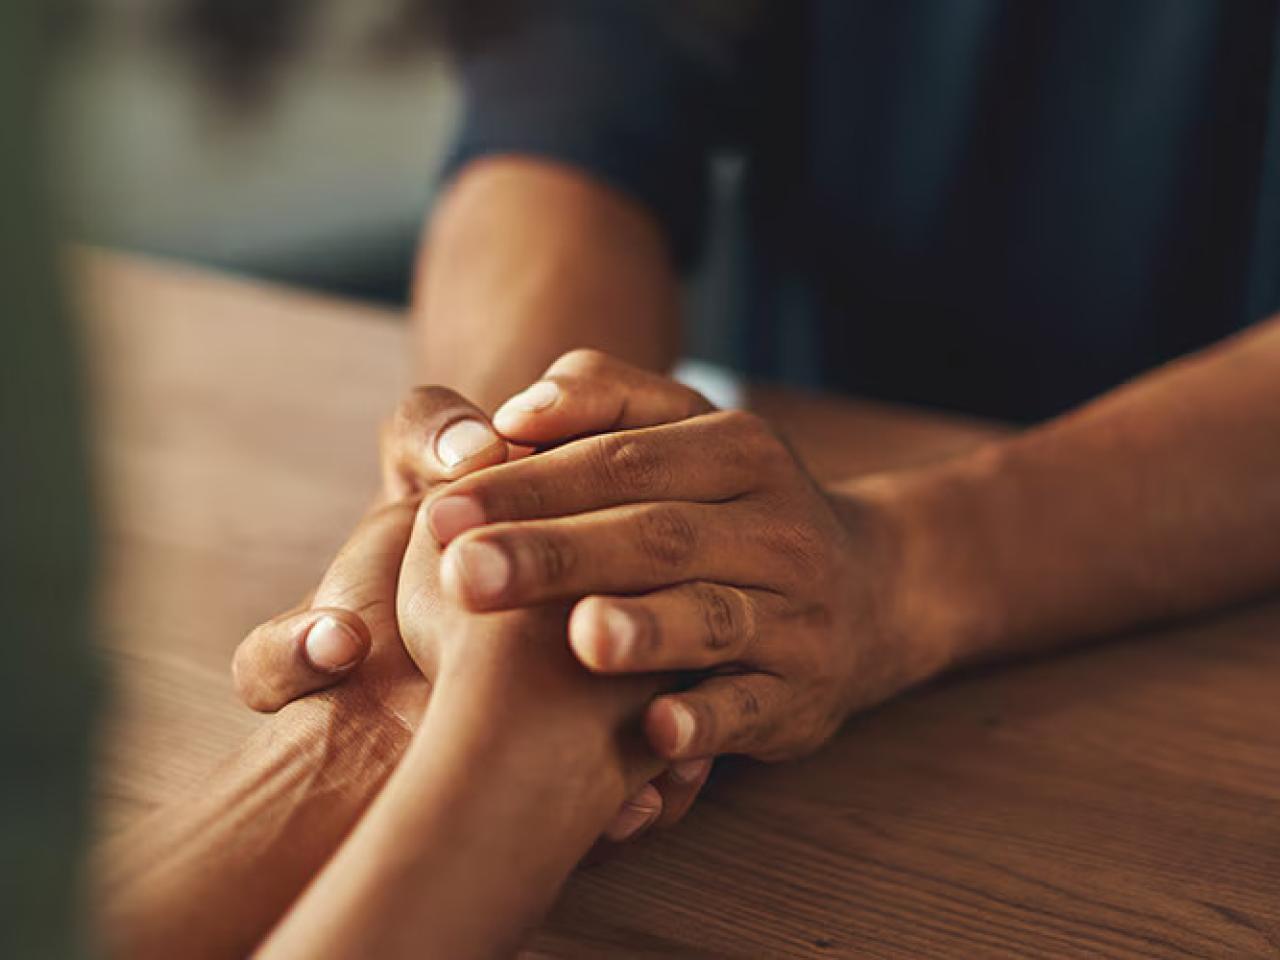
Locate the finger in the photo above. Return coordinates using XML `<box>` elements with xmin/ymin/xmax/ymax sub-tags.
<box><xmin>569</xmin><ymin>583</ymin><xmax>770</xmax><ymax>673</ymax></box>
<box><xmin>645</xmin><ymin>673</ymin><xmax>790</xmax><ymax>761</ymax></box>
<box><xmin>601</xmin><ymin>782</ymin><xmax>664</xmax><ymax>842</ymax></box>
<box><xmin>312</xmin><ymin>499</ymin><xmax>420</xmax><ymax>633</ymax></box>
<box><xmin>426</xmin><ymin>411</ymin><xmax>768</xmax><ymax>542</ymax></box>
<box><xmin>232</xmin><ymin>607</ymin><xmax>371</xmax><ymax>713</ymax></box>
<box><xmin>380</xmin><ymin>385</ymin><xmax>507</xmax><ymax>500</ymax></box>
<box><xmin>492</xmin><ymin>348</ymin><xmax>713</xmax><ymax>446</ymax></box>
<box><xmin>232</xmin><ymin>499</ymin><xmax>418</xmax><ymax>713</ymax></box>
<box><xmin>440</xmin><ymin>501</ymin><xmax>774</xmax><ymax>612</ymax></box>
<box><xmin>650</xmin><ymin>759</ymin><xmax>712</xmax><ymax>831</ymax></box>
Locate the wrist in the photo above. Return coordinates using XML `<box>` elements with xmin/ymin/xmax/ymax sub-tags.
<box><xmin>428</xmin><ymin>629</ymin><xmax>654</xmax><ymax>809</ymax></box>
<box><xmin>274</xmin><ymin>684</ymin><xmax>417</xmax><ymax>782</ymax></box>
<box><xmin>832</xmin><ymin>445</ymin><xmax>1010</xmax><ymax>683</ymax></box>
<box><xmin>403</xmin><ymin>674</ymin><xmax>628</xmax><ymax>851</ymax></box>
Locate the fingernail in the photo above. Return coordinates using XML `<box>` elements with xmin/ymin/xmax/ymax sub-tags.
<box><xmin>670</xmin><ymin>758</ymin><xmax>711</xmax><ymax>784</ymax></box>
<box><xmin>435</xmin><ymin>418</ymin><xmax>497</xmax><ymax>469</ymax></box>
<box><xmin>429</xmin><ymin>495</ymin><xmax>485</xmax><ymax>542</ymax></box>
<box><xmin>304</xmin><ymin>616</ymin><xmax>361</xmax><ymax>672</ymax></box>
<box><xmin>494</xmin><ymin>381</ymin><xmax>559</xmax><ymax>429</ymax></box>
<box><xmin>668</xmin><ymin>702</ymin><xmax>696</xmax><ymax>756</ymax></box>
<box><xmin>454</xmin><ymin>540</ymin><xmax>510</xmax><ymax>601</ymax></box>
<box><xmin>604</xmin><ymin>606</ymin><xmax>638</xmax><ymax>667</ymax></box>
<box><xmin>604</xmin><ymin>786</ymin><xmax>661</xmax><ymax>842</ymax></box>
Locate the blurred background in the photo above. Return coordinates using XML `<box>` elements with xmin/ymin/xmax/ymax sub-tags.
<box><xmin>57</xmin><ymin>0</ymin><xmax>460</xmax><ymax>302</ymax></box>
<box><xmin>55</xmin><ymin>0</ymin><xmax>739</xmax><ymax>357</ymax></box>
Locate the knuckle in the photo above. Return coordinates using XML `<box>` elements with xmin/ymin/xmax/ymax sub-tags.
<box><xmin>732</xmin><ymin>681</ymin><xmax>763</xmax><ymax>719</ymax></box>
<box><xmin>761</xmin><ymin>520</ymin><xmax>829</xmax><ymax>582</ymax></box>
<box><xmin>712</xmin><ymin>409</ymin><xmax>788</xmax><ymax>470</ymax></box>
<box><xmin>723</xmin><ymin>687</ymin><xmax>778</xmax><ymax>758</ymax></box>
<box><xmin>397</xmin><ymin>385</ymin><xmax>449</xmax><ymax>424</ymax></box>
<box><xmin>594</xmin><ymin>433</ymin><xmax>670</xmax><ymax>494</ymax></box>
<box><xmin>693</xmin><ymin>584</ymin><xmax>748</xmax><ymax>653</ymax></box>
<box><xmin>408</xmin><ymin>383</ymin><xmax>456</xmax><ymax>405</ymax></box>
<box><xmin>554</xmin><ymin>347</ymin><xmax>611</xmax><ymax>377</ymax></box>
<box><xmin>635</xmin><ymin>507</ymin><xmax>698</xmax><ymax>572</ymax></box>
<box><xmin>392</xmin><ymin>390</ymin><xmax>422</xmax><ymax>427</ymax></box>
<box><xmin>525</xmin><ymin>531</ymin><xmax>576</xmax><ymax>587</ymax></box>
<box><xmin>630</xmin><ymin>602</ymin><xmax>662</xmax><ymax>659</ymax></box>
<box><xmin>714</xmin><ymin>408</ymin><xmax>770</xmax><ymax>442</ymax></box>
<box><xmin>460</xmin><ymin>472</ymin><xmax>546</xmax><ymax>522</ymax></box>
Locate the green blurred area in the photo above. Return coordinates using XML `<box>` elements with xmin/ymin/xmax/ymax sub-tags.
<box><xmin>1</xmin><ymin>1</ymin><xmax>99</xmax><ymax>957</ymax></box>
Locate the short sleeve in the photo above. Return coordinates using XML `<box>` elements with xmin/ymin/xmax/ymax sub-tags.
<box><xmin>439</xmin><ymin>0</ymin><xmax>745</xmax><ymax>270</ymax></box>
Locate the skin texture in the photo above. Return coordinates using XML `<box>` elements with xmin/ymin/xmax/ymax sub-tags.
<box><xmin>100</xmin><ymin>491</ymin><xmax>671</xmax><ymax>958</ymax></box>
<box><xmin>260</xmin><ymin>492</ymin><xmax>669</xmax><ymax>959</ymax></box>
<box><xmin>413</xmin><ymin>157</ymin><xmax>681</xmax><ymax>411</ymax></box>
<box><xmin>426</xmin><ymin>351</ymin><xmax>938</xmax><ymax>764</ymax></box>
<box><xmin>104</xmin><ymin>157</ymin><xmax>1280</xmax><ymax>955</ymax></box>
<box><xmin>234</xmin><ymin>383</ymin><xmax>709</xmax><ymax>837</ymax></box>
<box><xmin>239</xmin><ymin>157</ymin><xmax>1280</xmax><ymax>825</ymax></box>
<box><xmin>428</xmin><ymin>322</ymin><xmax>1280</xmax><ymax>767</ymax></box>
<box><xmin>98</xmin><ymin>500</ymin><xmax>423</xmax><ymax>958</ymax></box>
<box><xmin>97</xmin><ymin>387</ymin><xmax>667</xmax><ymax>958</ymax></box>
<box><xmin>236</xmin><ymin>158</ymin><xmax>703</xmax><ymax>835</ymax></box>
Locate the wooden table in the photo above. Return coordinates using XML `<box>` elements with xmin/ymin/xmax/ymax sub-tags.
<box><xmin>82</xmin><ymin>251</ymin><xmax>1280</xmax><ymax>958</ymax></box>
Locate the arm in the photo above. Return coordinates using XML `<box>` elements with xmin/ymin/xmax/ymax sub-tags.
<box><xmin>260</xmin><ymin>499</ymin><xmax>664</xmax><ymax>959</ymax></box>
<box><xmin>260</xmin><ymin>620</ymin><xmax>661</xmax><ymax>960</ymax></box>
<box><xmin>95</xmin><ymin>696</ymin><xmax>412</xmax><ymax>959</ymax></box>
<box><xmin>95</xmin><ymin>502</ymin><xmax>425</xmax><ymax>959</ymax></box>
<box><xmin>415</xmin><ymin>158</ymin><xmax>680</xmax><ymax>411</ymax></box>
<box><xmin>412</xmin><ymin>0</ymin><xmax>763</xmax><ymax>409</ymax></box>
<box><xmin>98</xmin><ymin>387</ymin><xmax>675</xmax><ymax>958</ymax></box>
<box><xmin>413</xmin><ymin>320</ymin><xmax>1280</xmax><ymax>765</ymax></box>
<box><xmin>99</xmin><ymin>385</ymin><xmax>513</xmax><ymax>956</ymax></box>
<box><xmin>871</xmin><ymin>313</ymin><xmax>1280</xmax><ymax>668</ymax></box>
<box><xmin>98</xmin><ymin>495</ymin><xmax>662</xmax><ymax>960</ymax></box>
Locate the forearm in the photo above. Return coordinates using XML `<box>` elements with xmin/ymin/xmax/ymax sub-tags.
<box><xmin>414</xmin><ymin>157</ymin><xmax>681</xmax><ymax>410</ymax></box>
<box><xmin>95</xmin><ymin>691</ymin><xmax>413</xmax><ymax>959</ymax></box>
<box><xmin>262</xmin><ymin>641</ymin><xmax>661</xmax><ymax>960</ymax></box>
<box><xmin>859</xmin><ymin>315</ymin><xmax>1280</xmax><ymax>668</ymax></box>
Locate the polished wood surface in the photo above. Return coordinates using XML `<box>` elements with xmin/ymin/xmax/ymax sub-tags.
<box><xmin>82</xmin><ymin>251</ymin><xmax>1280</xmax><ymax>958</ymax></box>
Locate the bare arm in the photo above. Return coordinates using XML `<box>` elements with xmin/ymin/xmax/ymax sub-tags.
<box><xmin>95</xmin><ymin>502</ymin><xmax>425</xmax><ymax>959</ymax></box>
<box><xmin>260</xmin><ymin>498</ymin><xmax>663</xmax><ymax>959</ymax></box>
<box><xmin>414</xmin><ymin>157</ymin><xmax>681</xmax><ymax>411</ymax></box>
<box><xmin>95</xmin><ymin>695</ymin><xmax>412</xmax><ymax>959</ymax></box>
<box><xmin>870</xmin><ymin>313</ymin><xmax>1280</xmax><ymax>669</ymax></box>
<box><xmin>411</xmin><ymin>320</ymin><xmax>1280</xmax><ymax>765</ymax></box>
<box><xmin>260</xmin><ymin>624</ymin><xmax>661</xmax><ymax>960</ymax></box>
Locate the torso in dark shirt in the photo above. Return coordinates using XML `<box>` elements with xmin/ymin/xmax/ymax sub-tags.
<box><xmin>448</xmin><ymin>1</ymin><xmax>1280</xmax><ymax>421</ymax></box>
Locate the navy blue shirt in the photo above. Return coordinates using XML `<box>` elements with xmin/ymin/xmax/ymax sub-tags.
<box><xmin>446</xmin><ymin>1</ymin><xmax>1280</xmax><ymax>421</ymax></box>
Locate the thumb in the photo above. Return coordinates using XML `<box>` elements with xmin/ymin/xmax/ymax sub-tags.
<box><xmin>381</xmin><ymin>385</ymin><xmax>507</xmax><ymax>500</ymax></box>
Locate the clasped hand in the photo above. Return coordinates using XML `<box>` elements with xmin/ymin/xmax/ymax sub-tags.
<box><xmin>232</xmin><ymin>350</ymin><xmax>939</xmax><ymax>837</ymax></box>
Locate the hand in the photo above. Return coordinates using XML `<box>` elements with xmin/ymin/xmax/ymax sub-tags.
<box><xmin>423</xmin><ymin>351</ymin><xmax>947</xmax><ymax>765</ymax></box>
<box><xmin>231</xmin><ymin>386</ymin><xmax>507</xmax><ymax>723</ymax></box>
<box><xmin>258</xmin><ymin>487</ymin><xmax>681</xmax><ymax>960</ymax></box>
<box><xmin>230</xmin><ymin>385</ymin><xmax>698</xmax><ymax>839</ymax></box>
<box><xmin>396</xmin><ymin>495</ymin><xmax>669</xmax><ymax>799</ymax></box>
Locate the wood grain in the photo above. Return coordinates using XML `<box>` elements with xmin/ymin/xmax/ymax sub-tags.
<box><xmin>80</xmin><ymin>250</ymin><xmax>1280</xmax><ymax>958</ymax></box>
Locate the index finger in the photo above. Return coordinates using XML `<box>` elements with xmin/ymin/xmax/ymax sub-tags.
<box><xmin>424</xmin><ymin>411</ymin><xmax>766</xmax><ymax>543</ymax></box>
<box><xmin>491</xmin><ymin>349</ymin><xmax>713</xmax><ymax>447</ymax></box>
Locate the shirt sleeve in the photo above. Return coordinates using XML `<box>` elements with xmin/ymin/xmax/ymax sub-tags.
<box><xmin>438</xmin><ymin>0</ymin><xmax>747</xmax><ymax>270</ymax></box>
